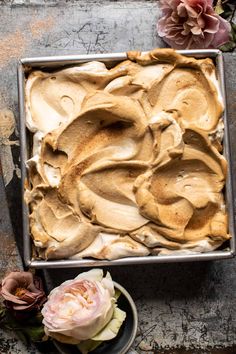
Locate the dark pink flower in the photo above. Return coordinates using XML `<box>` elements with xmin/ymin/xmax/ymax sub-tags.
<box><xmin>157</xmin><ymin>0</ymin><xmax>231</xmax><ymax>49</ymax></box>
<box><xmin>0</xmin><ymin>271</ymin><xmax>46</xmax><ymax>312</ymax></box>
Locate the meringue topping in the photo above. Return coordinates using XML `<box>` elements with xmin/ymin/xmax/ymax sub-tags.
<box><xmin>25</xmin><ymin>48</ymin><xmax>229</xmax><ymax>260</ymax></box>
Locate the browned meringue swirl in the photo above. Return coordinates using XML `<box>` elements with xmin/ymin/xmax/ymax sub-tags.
<box><xmin>25</xmin><ymin>49</ymin><xmax>229</xmax><ymax>260</ymax></box>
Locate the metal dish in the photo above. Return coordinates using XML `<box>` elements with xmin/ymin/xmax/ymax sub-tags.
<box><xmin>17</xmin><ymin>49</ymin><xmax>236</xmax><ymax>268</ymax></box>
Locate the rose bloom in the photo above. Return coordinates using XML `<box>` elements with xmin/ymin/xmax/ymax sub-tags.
<box><xmin>0</xmin><ymin>271</ymin><xmax>45</xmax><ymax>312</ymax></box>
<box><xmin>157</xmin><ymin>0</ymin><xmax>231</xmax><ymax>49</ymax></box>
<box><xmin>41</xmin><ymin>269</ymin><xmax>117</xmax><ymax>344</ymax></box>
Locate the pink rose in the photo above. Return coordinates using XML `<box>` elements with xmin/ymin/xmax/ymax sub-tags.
<box><xmin>41</xmin><ymin>269</ymin><xmax>126</xmax><ymax>345</ymax></box>
<box><xmin>0</xmin><ymin>271</ymin><xmax>46</xmax><ymax>312</ymax></box>
<box><xmin>157</xmin><ymin>0</ymin><xmax>231</xmax><ymax>49</ymax></box>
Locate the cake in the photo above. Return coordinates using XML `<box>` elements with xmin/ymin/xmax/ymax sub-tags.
<box><xmin>24</xmin><ymin>48</ymin><xmax>230</xmax><ymax>260</ymax></box>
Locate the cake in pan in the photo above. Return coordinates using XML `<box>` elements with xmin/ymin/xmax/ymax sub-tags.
<box><xmin>24</xmin><ymin>48</ymin><xmax>230</xmax><ymax>260</ymax></box>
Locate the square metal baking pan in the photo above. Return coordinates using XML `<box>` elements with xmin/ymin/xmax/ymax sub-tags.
<box><xmin>17</xmin><ymin>49</ymin><xmax>236</xmax><ymax>269</ymax></box>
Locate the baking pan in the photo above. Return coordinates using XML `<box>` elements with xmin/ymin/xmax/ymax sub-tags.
<box><xmin>17</xmin><ymin>49</ymin><xmax>236</xmax><ymax>268</ymax></box>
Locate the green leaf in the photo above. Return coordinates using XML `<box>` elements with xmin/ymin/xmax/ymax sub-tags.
<box><xmin>92</xmin><ymin>307</ymin><xmax>126</xmax><ymax>341</ymax></box>
<box><xmin>26</xmin><ymin>312</ymin><xmax>44</xmax><ymax>326</ymax></box>
<box><xmin>0</xmin><ymin>306</ymin><xmax>6</xmax><ymax>317</ymax></box>
<box><xmin>77</xmin><ymin>339</ymin><xmax>103</xmax><ymax>354</ymax></box>
<box><xmin>220</xmin><ymin>41</ymin><xmax>236</xmax><ymax>52</ymax></box>
<box><xmin>0</xmin><ymin>307</ymin><xmax>6</xmax><ymax>325</ymax></box>
<box><xmin>231</xmin><ymin>26</ymin><xmax>236</xmax><ymax>41</ymax></box>
<box><xmin>232</xmin><ymin>23</ymin><xmax>236</xmax><ymax>32</ymax></box>
<box><xmin>22</xmin><ymin>324</ymin><xmax>46</xmax><ymax>342</ymax></box>
<box><xmin>3</xmin><ymin>311</ymin><xmax>20</xmax><ymax>329</ymax></box>
<box><xmin>114</xmin><ymin>289</ymin><xmax>121</xmax><ymax>301</ymax></box>
<box><xmin>214</xmin><ymin>0</ymin><xmax>224</xmax><ymax>15</ymax></box>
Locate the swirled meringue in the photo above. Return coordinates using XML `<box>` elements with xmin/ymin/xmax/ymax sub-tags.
<box><xmin>25</xmin><ymin>48</ymin><xmax>229</xmax><ymax>260</ymax></box>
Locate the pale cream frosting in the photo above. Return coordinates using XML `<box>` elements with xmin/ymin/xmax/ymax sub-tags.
<box><xmin>25</xmin><ymin>48</ymin><xmax>230</xmax><ymax>260</ymax></box>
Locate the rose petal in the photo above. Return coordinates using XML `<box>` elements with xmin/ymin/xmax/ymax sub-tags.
<box><xmin>185</xmin><ymin>3</ymin><xmax>198</xmax><ymax>18</ymax></box>
<box><xmin>203</xmin><ymin>13</ymin><xmax>219</xmax><ymax>34</ymax></box>
<box><xmin>191</xmin><ymin>26</ymin><xmax>202</xmax><ymax>35</ymax></box>
<box><xmin>75</xmin><ymin>269</ymin><xmax>104</xmax><ymax>282</ymax></box>
<box><xmin>1</xmin><ymin>278</ymin><xmax>19</xmax><ymax>293</ymax></box>
<box><xmin>211</xmin><ymin>17</ymin><xmax>231</xmax><ymax>47</ymax></box>
<box><xmin>197</xmin><ymin>14</ymin><xmax>205</xmax><ymax>28</ymax></box>
<box><xmin>2</xmin><ymin>272</ymin><xmax>34</xmax><ymax>288</ymax></box>
<box><xmin>1</xmin><ymin>292</ymin><xmax>28</xmax><ymax>305</ymax></box>
<box><xmin>177</xmin><ymin>3</ymin><xmax>187</xmax><ymax>17</ymax></box>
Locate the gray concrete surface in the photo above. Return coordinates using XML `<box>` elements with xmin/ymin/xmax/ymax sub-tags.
<box><xmin>0</xmin><ymin>1</ymin><xmax>235</xmax><ymax>353</ymax></box>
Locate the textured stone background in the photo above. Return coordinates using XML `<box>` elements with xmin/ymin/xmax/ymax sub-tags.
<box><xmin>0</xmin><ymin>1</ymin><xmax>236</xmax><ymax>353</ymax></box>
